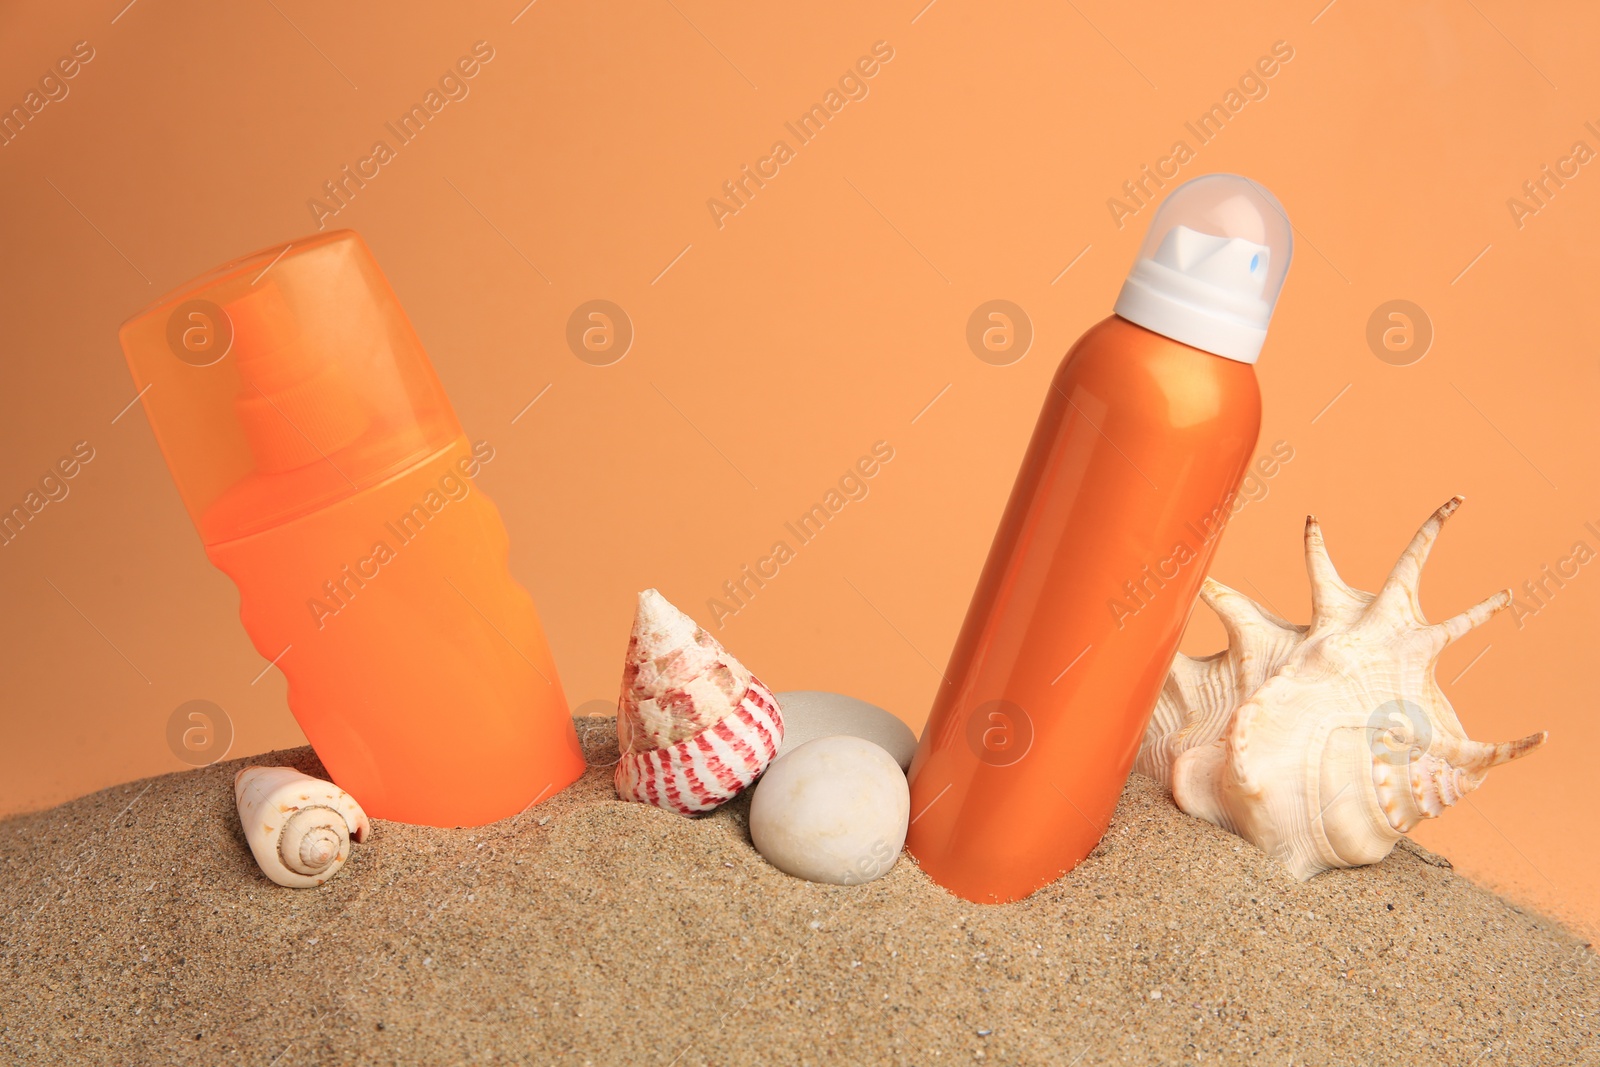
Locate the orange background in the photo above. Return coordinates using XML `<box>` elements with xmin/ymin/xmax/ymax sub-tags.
<box><xmin>1</xmin><ymin>1</ymin><xmax>1594</xmax><ymax>937</ymax></box>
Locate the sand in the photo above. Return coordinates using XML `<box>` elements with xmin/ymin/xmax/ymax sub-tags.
<box><xmin>1</xmin><ymin>717</ymin><xmax>1594</xmax><ymax>1066</ymax></box>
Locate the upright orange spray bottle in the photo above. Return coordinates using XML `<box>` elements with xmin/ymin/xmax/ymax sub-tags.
<box><xmin>907</xmin><ymin>174</ymin><xmax>1293</xmax><ymax>902</ymax></box>
<box><xmin>120</xmin><ymin>231</ymin><xmax>585</xmax><ymax>827</ymax></box>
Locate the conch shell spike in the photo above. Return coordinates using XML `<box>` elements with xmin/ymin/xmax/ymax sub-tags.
<box><xmin>1453</xmin><ymin>731</ymin><xmax>1549</xmax><ymax>774</ymax></box>
<box><xmin>1431</xmin><ymin>588</ymin><xmax>1513</xmax><ymax>647</ymax></box>
<box><xmin>1304</xmin><ymin>515</ymin><xmax>1368</xmax><ymax>625</ymax></box>
<box><xmin>1371</xmin><ymin>494</ymin><xmax>1463</xmax><ymax>618</ymax></box>
<box><xmin>1202</xmin><ymin>578</ymin><xmax>1294</xmax><ymax>634</ymax></box>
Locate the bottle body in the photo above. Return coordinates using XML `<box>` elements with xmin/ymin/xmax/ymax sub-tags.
<box><xmin>906</xmin><ymin>316</ymin><xmax>1261</xmax><ymax>902</ymax></box>
<box><xmin>206</xmin><ymin>436</ymin><xmax>585</xmax><ymax>826</ymax></box>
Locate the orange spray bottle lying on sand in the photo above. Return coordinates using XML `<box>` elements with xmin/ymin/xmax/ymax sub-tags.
<box><xmin>120</xmin><ymin>231</ymin><xmax>585</xmax><ymax>827</ymax></box>
<box><xmin>907</xmin><ymin>175</ymin><xmax>1294</xmax><ymax>903</ymax></box>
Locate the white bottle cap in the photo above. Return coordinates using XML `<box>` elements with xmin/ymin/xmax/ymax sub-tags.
<box><xmin>1112</xmin><ymin>174</ymin><xmax>1293</xmax><ymax>364</ymax></box>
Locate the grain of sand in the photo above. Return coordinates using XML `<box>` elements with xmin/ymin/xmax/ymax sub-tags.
<box><xmin>2</xmin><ymin>718</ymin><xmax>1594</xmax><ymax>1065</ymax></box>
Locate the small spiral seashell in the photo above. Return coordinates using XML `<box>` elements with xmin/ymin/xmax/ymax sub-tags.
<box><xmin>235</xmin><ymin>766</ymin><xmax>371</xmax><ymax>888</ymax></box>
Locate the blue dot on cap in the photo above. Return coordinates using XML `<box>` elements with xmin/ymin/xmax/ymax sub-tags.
<box><xmin>1250</xmin><ymin>254</ymin><xmax>1260</xmax><ymax>271</ymax></box>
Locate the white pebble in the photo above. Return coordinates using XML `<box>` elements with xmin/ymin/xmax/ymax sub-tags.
<box><xmin>750</xmin><ymin>736</ymin><xmax>909</xmax><ymax>886</ymax></box>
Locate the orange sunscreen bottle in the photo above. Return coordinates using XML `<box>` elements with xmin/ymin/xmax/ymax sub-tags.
<box><xmin>906</xmin><ymin>175</ymin><xmax>1293</xmax><ymax>902</ymax></box>
<box><xmin>120</xmin><ymin>231</ymin><xmax>585</xmax><ymax>827</ymax></box>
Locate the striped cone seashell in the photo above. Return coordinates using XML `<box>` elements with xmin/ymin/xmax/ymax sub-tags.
<box><xmin>614</xmin><ymin>589</ymin><xmax>784</xmax><ymax>815</ymax></box>
<box><xmin>235</xmin><ymin>765</ymin><xmax>371</xmax><ymax>888</ymax></box>
<box><xmin>1134</xmin><ymin>497</ymin><xmax>1548</xmax><ymax>880</ymax></box>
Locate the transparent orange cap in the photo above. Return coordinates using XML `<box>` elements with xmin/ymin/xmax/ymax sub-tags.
<box><xmin>119</xmin><ymin>231</ymin><xmax>462</xmax><ymax>544</ymax></box>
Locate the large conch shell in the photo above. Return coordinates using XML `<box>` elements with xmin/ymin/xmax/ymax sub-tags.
<box><xmin>1135</xmin><ymin>497</ymin><xmax>1547</xmax><ymax>880</ymax></box>
<box><xmin>235</xmin><ymin>766</ymin><xmax>371</xmax><ymax>888</ymax></box>
<box><xmin>615</xmin><ymin>589</ymin><xmax>784</xmax><ymax>815</ymax></box>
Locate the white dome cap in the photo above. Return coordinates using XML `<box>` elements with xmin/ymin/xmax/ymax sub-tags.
<box><xmin>1112</xmin><ymin>174</ymin><xmax>1293</xmax><ymax>364</ymax></box>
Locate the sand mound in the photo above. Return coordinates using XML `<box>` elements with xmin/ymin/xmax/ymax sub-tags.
<box><xmin>2</xmin><ymin>718</ymin><xmax>1593</xmax><ymax>1065</ymax></box>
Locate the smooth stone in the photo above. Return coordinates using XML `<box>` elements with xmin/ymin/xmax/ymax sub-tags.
<box><xmin>774</xmin><ymin>691</ymin><xmax>918</xmax><ymax>770</ymax></box>
<box><xmin>749</xmin><ymin>735</ymin><xmax>910</xmax><ymax>886</ymax></box>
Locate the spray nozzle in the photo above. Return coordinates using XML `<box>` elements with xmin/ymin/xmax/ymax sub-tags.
<box><xmin>1153</xmin><ymin>226</ymin><xmax>1270</xmax><ymax>297</ymax></box>
<box><xmin>1113</xmin><ymin>174</ymin><xmax>1292</xmax><ymax>364</ymax></box>
<box><xmin>224</xmin><ymin>283</ymin><xmax>369</xmax><ymax>474</ymax></box>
